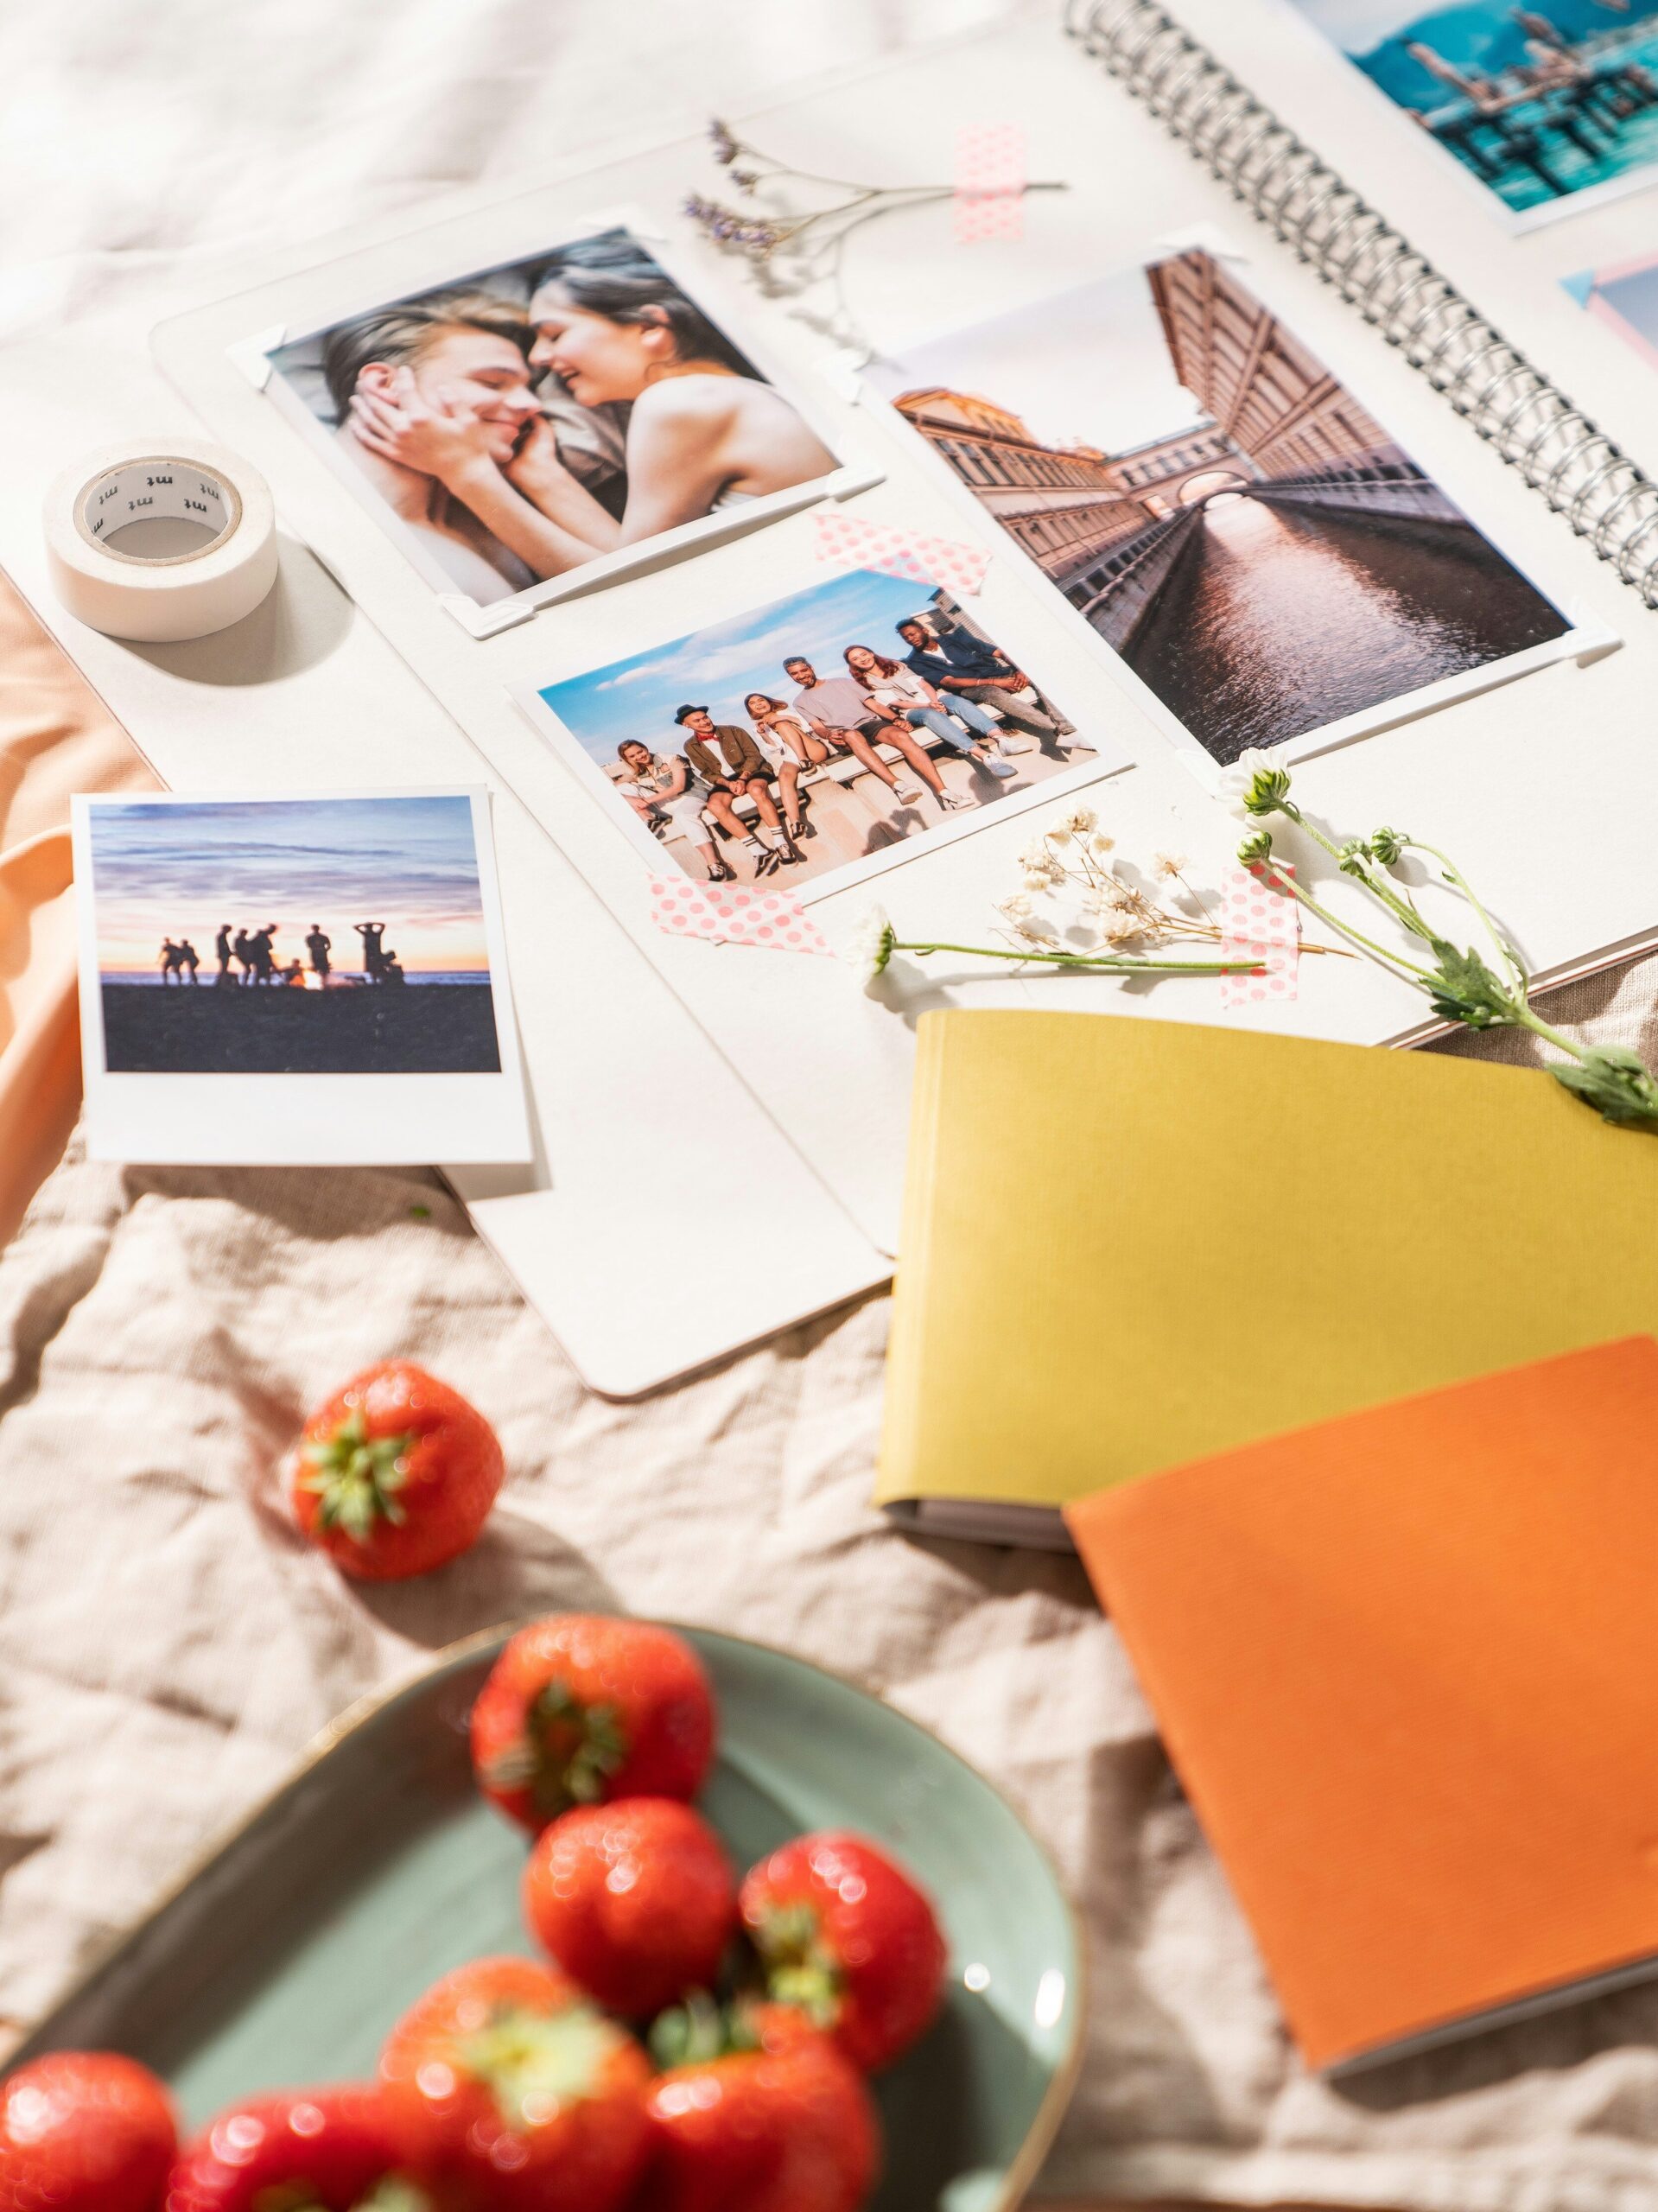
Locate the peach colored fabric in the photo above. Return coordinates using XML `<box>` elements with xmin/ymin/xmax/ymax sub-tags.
<box><xmin>0</xmin><ymin>569</ymin><xmax>156</xmax><ymax>1245</ymax></box>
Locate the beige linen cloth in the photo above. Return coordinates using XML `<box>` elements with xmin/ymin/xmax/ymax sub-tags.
<box><xmin>9</xmin><ymin>579</ymin><xmax>1658</xmax><ymax>2209</ymax></box>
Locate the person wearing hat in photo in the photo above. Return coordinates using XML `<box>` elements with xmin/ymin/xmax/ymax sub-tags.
<box><xmin>675</xmin><ymin>705</ymin><xmax>804</xmax><ymax>876</ymax></box>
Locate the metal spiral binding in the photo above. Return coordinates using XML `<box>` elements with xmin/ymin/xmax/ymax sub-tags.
<box><xmin>1064</xmin><ymin>0</ymin><xmax>1658</xmax><ymax>605</ymax></box>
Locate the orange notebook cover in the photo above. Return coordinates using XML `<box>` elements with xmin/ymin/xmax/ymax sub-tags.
<box><xmin>1067</xmin><ymin>1338</ymin><xmax>1658</xmax><ymax>2073</ymax></box>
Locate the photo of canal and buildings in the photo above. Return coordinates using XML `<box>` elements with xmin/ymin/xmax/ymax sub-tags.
<box><xmin>1286</xmin><ymin>2</ymin><xmax>1658</xmax><ymax>225</ymax></box>
<box><xmin>867</xmin><ymin>249</ymin><xmax>1573</xmax><ymax>766</ymax></box>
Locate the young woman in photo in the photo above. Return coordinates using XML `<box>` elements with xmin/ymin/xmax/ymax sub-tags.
<box><xmin>321</xmin><ymin>292</ymin><xmax>543</xmax><ymax>605</ymax></box>
<box><xmin>345</xmin><ymin>236</ymin><xmax>838</xmax><ymax>582</ymax></box>
<box><xmin>842</xmin><ymin>644</ymin><xmax>1017</xmax><ymax>780</ymax></box>
<box><xmin>613</xmin><ymin>738</ymin><xmax>734</xmax><ymax>884</ymax></box>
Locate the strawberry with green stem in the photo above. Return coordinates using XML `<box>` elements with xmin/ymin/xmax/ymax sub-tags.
<box><xmin>470</xmin><ymin>1616</ymin><xmax>715</xmax><ymax>1832</ymax></box>
<box><xmin>739</xmin><ymin>1832</ymin><xmax>948</xmax><ymax>2074</ymax></box>
<box><xmin>643</xmin><ymin>1998</ymin><xmax>880</xmax><ymax>2212</ymax></box>
<box><xmin>378</xmin><ymin>1956</ymin><xmax>650</xmax><ymax>2212</ymax></box>
<box><xmin>292</xmin><ymin>1362</ymin><xmax>504</xmax><ymax>1581</ymax></box>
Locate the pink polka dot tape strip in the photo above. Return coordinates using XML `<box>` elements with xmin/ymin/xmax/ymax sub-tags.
<box><xmin>648</xmin><ymin>876</ymin><xmax>834</xmax><ymax>957</ymax></box>
<box><xmin>810</xmin><ymin>512</ymin><xmax>991</xmax><ymax>599</ymax></box>
<box><xmin>1219</xmin><ymin>861</ymin><xmax>1300</xmax><ymax>1007</ymax></box>
<box><xmin>954</xmin><ymin>124</ymin><xmax>1026</xmax><ymax>243</ymax></box>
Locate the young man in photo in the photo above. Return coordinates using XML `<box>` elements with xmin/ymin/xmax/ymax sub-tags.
<box><xmin>321</xmin><ymin>292</ymin><xmax>543</xmax><ymax>606</ymax></box>
<box><xmin>674</xmin><ymin>707</ymin><xmax>804</xmax><ymax>873</ymax></box>
<box><xmin>306</xmin><ymin>925</ymin><xmax>333</xmax><ymax>982</ymax></box>
<box><xmin>895</xmin><ymin>617</ymin><xmax>1072</xmax><ymax>744</ymax></box>
<box><xmin>343</xmin><ymin>235</ymin><xmax>838</xmax><ymax>588</ymax></box>
<box><xmin>782</xmin><ymin>658</ymin><xmax>964</xmax><ymax>810</ymax></box>
<box><xmin>214</xmin><ymin>924</ymin><xmax>234</xmax><ymax>988</ymax></box>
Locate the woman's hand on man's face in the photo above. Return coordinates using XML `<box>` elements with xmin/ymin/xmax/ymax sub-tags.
<box><xmin>348</xmin><ymin>366</ymin><xmax>499</xmax><ymax>486</ymax></box>
<box><xmin>503</xmin><ymin>414</ymin><xmax>576</xmax><ymax>501</ymax></box>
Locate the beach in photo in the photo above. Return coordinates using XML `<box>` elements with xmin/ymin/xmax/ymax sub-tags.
<box><xmin>524</xmin><ymin>566</ymin><xmax>1095</xmax><ymax>899</ymax></box>
<box><xmin>86</xmin><ymin>795</ymin><xmax>502</xmax><ymax>1076</ymax></box>
<box><xmin>1284</xmin><ymin>1</ymin><xmax>1658</xmax><ymax>222</ymax></box>
<box><xmin>865</xmin><ymin>247</ymin><xmax>1572</xmax><ymax>766</ymax></box>
<box><xmin>266</xmin><ymin>223</ymin><xmax>843</xmax><ymax>610</ymax></box>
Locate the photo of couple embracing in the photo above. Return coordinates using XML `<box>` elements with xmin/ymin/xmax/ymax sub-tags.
<box><xmin>269</xmin><ymin>225</ymin><xmax>842</xmax><ymax>607</ymax></box>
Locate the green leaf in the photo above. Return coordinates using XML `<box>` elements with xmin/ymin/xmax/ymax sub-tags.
<box><xmin>1551</xmin><ymin>1046</ymin><xmax>1658</xmax><ymax>1130</ymax></box>
<box><xmin>1424</xmin><ymin>938</ymin><xmax>1515</xmax><ymax>1030</ymax></box>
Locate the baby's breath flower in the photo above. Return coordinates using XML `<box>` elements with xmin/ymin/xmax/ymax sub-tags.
<box><xmin>1001</xmin><ymin>905</ymin><xmax>1059</xmax><ymax>944</ymax></box>
<box><xmin>1089</xmin><ymin>831</ymin><xmax>1116</xmax><ymax>857</ymax></box>
<box><xmin>1083</xmin><ymin>886</ymin><xmax>1128</xmax><ymax>918</ymax></box>
<box><xmin>1222</xmin><ymin>746</ymin><xmax>1294</xmax><ymax>819</ymax></box>
<box><xmin>848</xmin><ymin>906</ymin><xmax>897</xmax><ymax>986</ymax></box>
<box><xmin>999</xmin><ymin>893</ymin><xmax>1033</xmax><ymax>921</ymax></box>
<box><xmin>1152</xmin><ymin>850</ymin><xmax>1189</xmax><ymax>880</ymax></box>
<box><xmin>1048</xmin><ymin>804</ymin><xmax>1096</xmax><ymax>843</ymax></box>
<box><xmin>1098</xmin><ymin>910</ymin><xmax>1144</xmax><ymax>945</ymax></box>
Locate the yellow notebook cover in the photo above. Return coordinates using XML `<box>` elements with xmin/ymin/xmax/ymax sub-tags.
<box><xmin>877</xmin><ymin>1011</ymin><xmax>1658</xmax><ymax>1522</ymax></box>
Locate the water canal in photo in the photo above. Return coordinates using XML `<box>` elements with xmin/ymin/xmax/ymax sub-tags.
<box><xmin>1117</xmin><ymin>496</ymin><xmax>1569</xmax><ymax>764</ymax></box>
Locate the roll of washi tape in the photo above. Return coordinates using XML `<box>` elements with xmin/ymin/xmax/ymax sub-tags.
<box><xmin>43</xmin><ymin>442</ymin><xmax>278</xmax><ymax>642</ymax></box>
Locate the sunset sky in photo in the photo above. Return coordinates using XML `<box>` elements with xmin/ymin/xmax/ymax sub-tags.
<box><xmin>88</xmin><ymin>796</ymin><xmax>492</xmax><ymax>979</ymax></box>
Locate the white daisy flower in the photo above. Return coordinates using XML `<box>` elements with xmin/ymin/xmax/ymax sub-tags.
<box><xmin>848</xmin><ymin>906</ymin><xmax>897</xmax><ymax>986</ymax></box>
<box><xmin>1219</xmin><ymin>745</ymin><xmax>1293</xmax><ymax>819</ymax></box>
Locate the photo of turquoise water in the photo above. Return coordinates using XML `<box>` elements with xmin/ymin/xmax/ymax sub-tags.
<box><xmin>1292</xmin><ymin>3</ymin><xmax>1658</xmax><ymax>217</ymax></box>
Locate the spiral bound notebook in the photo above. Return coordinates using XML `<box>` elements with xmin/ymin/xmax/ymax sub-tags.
<box><xmin>1063</xmin><ymin>0</ymin><xmax>1658</xmax><ymax>607</ymax></box>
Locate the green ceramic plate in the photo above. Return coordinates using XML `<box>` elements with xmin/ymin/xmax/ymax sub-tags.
<box><xmin>10</xmin><ymin>1623</ymin><xmax>1083</xmax><ymax>2210</ymax></box>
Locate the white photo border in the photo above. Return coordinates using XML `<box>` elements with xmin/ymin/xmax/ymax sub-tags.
<box><xmin>72</xmin><ymin>787</ymin><xmax>532</xmax><ymax>1166</ymax></box>
<box><xmin>250</xmin><ymin>202</ymin><xmax>880</xmax><ymax>639</ymax></box>
<box><xmin>855</xmin><ymin>223</ymin><xmax>1618</xmax><ymax>791</ymax></box>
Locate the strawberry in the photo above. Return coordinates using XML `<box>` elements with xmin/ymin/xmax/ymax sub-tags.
<box><xmin>378</xmin><ymin>1955</ymin><xmax>651</xmax><ymax>2212</ymax></box>
<box><xmin>0</xmin><ymin>2050</ymin><xmax>175</xmax><ymax>2212</ymax></box>
<box><xmin>292</xmin><ymin>1361</ymin><xmax>504</xmax><ymax>1581</ymax></box>
<box><xmin>470</xmin><ymin>1616</ymin><xmax>715</xmax><ymax>1831</ymax></box>
<box><xmin>523</xmin><ymin>1799</ymin><xmax>735</xmax><ymax>2018</ymax></box>
<box><xmin>643</xmin><ymin>2001</ymin><xmax>880</xmax><ymax>2212</ymax></box>
<box><xmin>163</xmin><ymin>2082</ymin><xmax>420</xmax><ymax>2211</ymax></box>
<box><xmin>738</xmin><ymin>1832</ymin><xmax>948</xmax><ymax>2073</ymax></box>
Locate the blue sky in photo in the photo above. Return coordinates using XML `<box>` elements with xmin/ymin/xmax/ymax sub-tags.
<box><xmin>537</xmin><ymin>568</ymin><xmax>951</xmax><ymax>767</ymax></box>
<box><xmin>1291</xmin><ymin>2</ymin><xmax>1658</xmax><ymax>56</ymax></box>
<box><xmin>90</xmin><ymin>794</ymin><xmax>490</xmax><ymax>974</ymax></box>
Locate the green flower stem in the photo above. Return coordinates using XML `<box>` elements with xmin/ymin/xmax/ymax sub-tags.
<box><xmin>1407</xmin><ymin>841</ymin><xmax>1528</xmax><ymax>992</ymax></box>
<box><xmin>895</xmin><ymin>939</ymin><xmax>1260</xmax><ymax>976</ymax></box>
<box><xmin>1514</xmin><ymin>1002</ymin><xmax>1595</xmax><ymax>1064</ymax></box>
<box><xmin>1292</xmin><ymin>809</ymin><xmax>1443</xmax><ymax>944</ymax></box>
<box><xmin>1254</xmin><ymin>865</ymin><xmax>1437</xmax><ymax>983</ymax></box>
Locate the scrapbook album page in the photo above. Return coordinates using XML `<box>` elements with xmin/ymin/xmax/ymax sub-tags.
<box><xmin>153</xmin><ymin>24</ymin><xmax>1658</xmax><ymax>1272</ymax></box>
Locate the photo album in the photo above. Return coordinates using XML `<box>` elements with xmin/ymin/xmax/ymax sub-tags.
<box><xmin>144</xmin><ymin>0</ymin><xmax>1658</xmax><ymax>1377</ymax></box>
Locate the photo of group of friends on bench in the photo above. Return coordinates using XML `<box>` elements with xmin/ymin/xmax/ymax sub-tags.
<box><xmin>547</xmin><ymin>575</ymin><xmax>1093</xmax><ymax>894</ymax></box>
